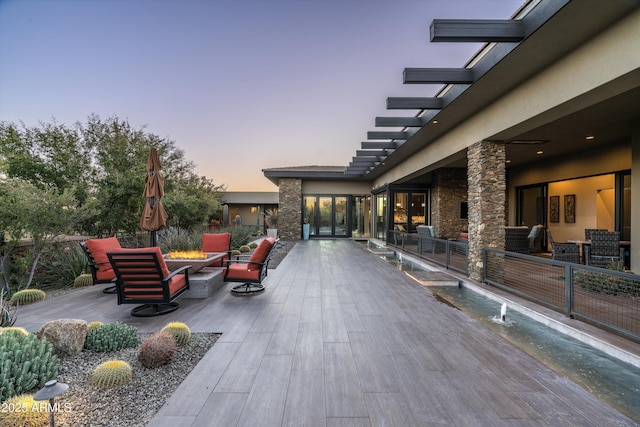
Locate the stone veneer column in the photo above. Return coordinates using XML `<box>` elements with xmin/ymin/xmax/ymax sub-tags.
<box><xmin>467</xmin><ymin>141</ymin><xmax>506</xmax><ymax>281</ymax></box>
<box><xmin>431</xmin><ymin>168</ymin><xmax>468</xmax><ymax>239</ymax></box>
<box><xmin>278</xmin><ymin>178</ymin><xmax>302</xmax><ymax>240</ymax></box>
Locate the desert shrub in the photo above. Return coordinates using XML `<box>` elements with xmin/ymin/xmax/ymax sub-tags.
<box><xmin>91</xmin><ymin>360</ymin><xmax>132</xmax><ymax>388</ymax></box>
<box><xmin>574</xmin><ymin>261</ymin><xmax>640</xmax><ymax>297</ymax></box>
<box><xmin>138</xmin><ymin>331</ymin><xmax>177</xmax><ymax>368</ymax></box>
<box><xmin>1</xmin><ymin>290</ymin><xmax>17</xmax><ymax>327</ymax></box>
<box><xmin>84</xmin><ymin>321</ymin><xmax>138</xmax><ymax>352</ymax></box>
<box><xmin>34</xmin><ymin>242</ymin><xmax>88</xmax><ymax>291</ymax></box>
<box><xmin>0</xmin><ymin>330</ymin><xmax>59</xmax><ymax>402</ymax></box>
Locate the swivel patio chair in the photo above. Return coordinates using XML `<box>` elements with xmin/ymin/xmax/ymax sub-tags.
<box><xmin>107</xmin><ymin>247</ymin><xmax>190</xmax><ymax>317</ymax></box>
<box><xmin>223</xmin><ymin>237</ymin><xmax>277</xmax><ymax>294</ymax></box>
<box><xmin>80</xmin><ymin>237</ymin><xmax>122</xmax><ymax>294</ymax></box>
<box><xmin>416</xmin><ymin>225</ymin><xmax>435</xmax><ymax>254</ymax></box>
<box><xmin>546</xmin><ymin>230</ymin><xmax>580</xmax><ymax>263</ymax></box>
<box><xmin>584</xmin><ymin>230</ymin><xmax>624</xmax><ymax>269</ymax></box>
<box><xmin>201</xmin><ymin>232</ymin><xmax>232</xmax><ymax>267</ymax></box>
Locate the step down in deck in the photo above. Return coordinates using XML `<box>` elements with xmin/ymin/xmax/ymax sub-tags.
<box><xmin>405</xmin><ymin>270</ymin><xmax>460</xmax><ymax>287</ymax></box>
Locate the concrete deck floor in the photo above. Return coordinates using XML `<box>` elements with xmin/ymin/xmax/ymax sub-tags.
<box><xmin>16</xmin><ymin>239</ymin><xmax>640</xmax><ymax>426</ymax></box>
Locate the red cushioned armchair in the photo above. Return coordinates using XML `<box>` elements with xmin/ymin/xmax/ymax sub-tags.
<box><xmin>80</xmin><ymin>237</ymin><xmax>122</xmax><ymax>294</ymax></box>
<box><xmin>201</xmin><ymin>232</ymin><xmax>232</xmax><ymax>267</ymax></box>
<box><xmin>107</xmin><ymin>247</ymin><xmax>190</xmax><ymax>317</ymax></box>
<box><xmin>223</xmin><ymin>238</ymin><xmax>277</xmax><ymax>294</ymax></box>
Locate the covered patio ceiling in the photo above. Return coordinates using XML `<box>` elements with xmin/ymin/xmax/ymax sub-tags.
<box><xmin>346</xmin><ymin>0</ymin><xmax>640</xmax><ymax>179</ymax></box>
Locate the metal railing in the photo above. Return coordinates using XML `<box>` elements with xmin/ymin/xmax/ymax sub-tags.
<box><xmin>483</xmin><ymin>248</ymin><xmax>640</xmax><ymax>342</ymax></box>
<box><xmin>387</xmin><ymin>230</ymin><xmax>468</xmax><ymax>275</ymax></box>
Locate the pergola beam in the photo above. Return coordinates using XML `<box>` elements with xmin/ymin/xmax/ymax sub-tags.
<box><xmin>404</xmin><ymin>68</ymin><xmax>474</xmax><ymax>84</ymax></box>
<box><xmin>430</xmin><ymin>19</ymin><xmax>524</xmax><ymax>42</ymax></box>
<box><xmin>367</xmin><ymin>131</ymin><xmax>407</xmax><ymax>140</ymax></box>
<box><xmin>361</xmin><ymin>141</ymin><xmax>401</xmax><ymax>149</ymax></box>
<box><xmin>387</xmin><ymin>97</ymin><xmax>443</xmax><ymax>109</ymax></box>
<box><xmin>356</xmin><ymin>150</ymin><xmax>388</xmax><ymax>157</ymax></box>
<box><xmin>375</xmin><ymin>116</ymin><xmax>423</xmax><ymax>127</ymax></box>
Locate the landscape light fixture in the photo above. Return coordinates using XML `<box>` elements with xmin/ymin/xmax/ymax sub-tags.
<box><xmin>34</xmin><ymin>379</ymin><xmax>69</xmax><ymax>427</ymax></box>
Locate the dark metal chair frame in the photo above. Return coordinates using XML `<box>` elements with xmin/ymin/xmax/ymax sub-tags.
<box><xmin>107</xmin><ymin>250</ymin><xmax>190</xmax><ymax>317</ymax></box>
<box><xmin>224</xmin><ymin>239</ymin><xmax>279</xmax><ymax>295</ymax></box>
<box><xmin>79</xmin><ymin>241</ymin><xmax>117</xmax><ymax>294</ymax></box>
<box><xmin>546</xmin><ymin>230</ymin><xmax>580</xmax><ymax>263</ymax></box>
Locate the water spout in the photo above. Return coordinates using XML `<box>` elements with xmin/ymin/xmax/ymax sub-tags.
<box><xmin>501</xmin><ymin>303</ymin><xmax>507</xmax><ymax>322</ymax></box>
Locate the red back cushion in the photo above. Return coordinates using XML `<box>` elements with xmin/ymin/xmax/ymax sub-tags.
<box><xmin>202</xmin><ymin>233</ymin><xmax>231</xmax><ymax>253</ymax></box>
<box><xmin>85</xmin><ymin>237</ymin><xmax>121</xmax><ymax>278</ymax></box>
<box><xmin>248</xmin><ymin>239</ymin><xmax>274</xmax><ymax>271</ymax></box>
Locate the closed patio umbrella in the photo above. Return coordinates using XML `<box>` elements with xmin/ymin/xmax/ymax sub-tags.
<box><xmin>140</xmin><ymin>147</ymin><xmax>168</xmax><ymax>246</ymax></box>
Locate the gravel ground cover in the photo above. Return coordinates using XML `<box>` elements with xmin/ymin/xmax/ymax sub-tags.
<box><xmin>52</xmin><ymin>333</ymin><xmax>220</xmax><ymax>427</ymax></box>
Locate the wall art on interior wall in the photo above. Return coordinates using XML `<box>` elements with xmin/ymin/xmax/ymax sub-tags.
<box><xmin>549</xmin><ymin>195</ymin><xmax>559</xmax><ymax>223</ymax></box>
<box><xmin>564</xmin><ymin>194</ymin><xmax>576</xmax><ymax>223</ymax></box>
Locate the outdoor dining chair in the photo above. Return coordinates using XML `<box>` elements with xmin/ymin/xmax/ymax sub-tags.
<box><xmin>546</xmin><ymin>230</ymin><xmax>580</xmax><ymax>263</ymax></box>
<box><xmin>584</xmin><ymin>230</ymin><xmax>624</xmax><ymax>269</ymax></box>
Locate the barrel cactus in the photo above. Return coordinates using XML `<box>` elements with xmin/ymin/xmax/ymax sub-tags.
<box><xmin>239</xmin><ymin>245</ymin><xmax>251</xmax><ymax>253</ymax></box>
<box><xmin>73</xmin><ymin>273</ymin><xmax>94</xmax><ymax>288</ymax></box>
<box><xmin>84</xmin><ymin>321</ymin><xmax>138</xmax><ymax>352</ymax></box>
<box><xmin>0</xmin><ymin>326</ymin><xmax>29</xmax><ymax>335</ymax></box>
<box><xmin>10</xmin><ymin>289</ymin><xmax>46</xmax><ymax>306</ymax></box>
<box><xmin>138</xmin><ymin>331</ymin><xmax>177</xmax><ymax>368</ymax></box>
<box><xmin>161</xmin><ymin>321</ymin><xmax>191</xmax><ymax>346</ymax></box>
<box><xmin>249</xmin><ymin>241</ymin><xmax>258</xmax><ymax>249</ymax></box>
<box><xmin>0</xmin><ymin>394</ymin><xmax>48</xmax><ymax>427</ymax></box>
<box><xmin>91</xmin><ymin>360</ymin><xmax>132</xmax><ymax>388</ymax></box>
<box><xmin>0</xmin><ymin>330</ymin><xmax>59</xmax><ymax>402</ymax></box>
<box><xmin>87</xmin><ymin>321</ymin><xmax>103</xmax><ymax>333</ymax></box>
<box><xmin>231</xmin><ymin>249</ymin><xmax>241</xmax><ymax>256</ymax></box>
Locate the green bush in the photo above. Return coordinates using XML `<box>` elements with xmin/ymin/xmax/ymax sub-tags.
<box><xmin>159</xmin><ymin>226</ymin><xmax>205</xmax><ymax>253</ymax></box>
<box><xmin>0</xmin><ymin>330</ymin><xmax>60</xmax><ymax>402</ymax></box>
<box><xmin>574</xmin><ymin>261</ymin><xmax>640</xmax><ymax>297</ymax></box>
<box><xmin>84</xmin><ymin>321</ymin><xmax>139</xmax><ymax>352</ymax></box>
<box><xmin>35</xmin><ymin>242</ymin><xmax>88</xmax><ymax>291</ymax></box>
<box><xmin>1</xmin><ymin>290</ymin><xmax>17</xmax><ymax>327</ymax></box>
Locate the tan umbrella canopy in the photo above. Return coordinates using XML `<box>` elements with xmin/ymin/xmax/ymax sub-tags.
<box><xmin>140</xmin><ymin>147</ymin><xmax>168</xmax><ymax>246</ymax></box>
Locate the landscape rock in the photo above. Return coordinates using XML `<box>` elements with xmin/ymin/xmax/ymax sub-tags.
<box><xmin>36</xmin><ymin>318</ymin><xmax>88</xmax><ymax>356</ymax></box>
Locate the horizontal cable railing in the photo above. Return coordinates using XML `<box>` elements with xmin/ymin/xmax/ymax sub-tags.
<box><xmin>484</xmin><ymin>248</ymin><xmax>640</xmax><ymax>342</ymax></box>
<box><xmin>387</xmin><ymin>230</ymin><xmax>468</xmax><ymax>275</ymax></box>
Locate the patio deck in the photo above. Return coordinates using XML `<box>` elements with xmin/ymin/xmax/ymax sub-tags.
<box><xmin>16</xmin><ymin>240</ymin><xmax>639</xmax><ymax>426</ymax></box>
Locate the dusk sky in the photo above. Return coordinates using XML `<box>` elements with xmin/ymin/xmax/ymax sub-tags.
<box><xmin>1</xmin><ymin>0</ymin><xmax>524</xmax><ymax>191</ymax></box>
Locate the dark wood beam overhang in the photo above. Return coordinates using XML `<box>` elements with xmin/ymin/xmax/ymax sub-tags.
<box><xmin>361</xmin><ymin>141</ymin><xmax>401</xmax><ymax>149</ymax></box>
<box><xmin>344</xmin><ymin>170</ymin><xmax>368</xmax><ymax>175</ymax></box>
<box><xmin>430</xmin><ymin>19</ymin><xmax>525</xmax><ymax>42</ymax></box>
<box><xmin>403</xmin><ymin>68</ymin><xmax>474</xmax><ymax>84</ymax></box>
<box><xmin>375</xmin><ymin>116</ymin><xmax>423</xmax><ymax>127</ymax></box>
<box><xmin>356</xmin><ymin>150</ymin><xmax>388</xmax><ymax>157</ymax></box>
<box><xmin>367</xmin><ymin>131</ymin><xmax>408</xmax><ymax>139</ymax></box>
<box><xmin>386</xmin><ymin>97</ymin><xmax>443</xmax><ymax>109</ymax></box>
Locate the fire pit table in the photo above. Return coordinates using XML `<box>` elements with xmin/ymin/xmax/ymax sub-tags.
<box><xmin>163</xmin><ymin>252</ymin><xmax>226</xmax><ymax>274</ymax></box>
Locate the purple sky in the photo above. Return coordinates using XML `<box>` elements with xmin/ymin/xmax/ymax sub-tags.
<box><xmin>0</xmin><ymin>0</ymin><xmax>524</xmax><ymax>191</ymax></box>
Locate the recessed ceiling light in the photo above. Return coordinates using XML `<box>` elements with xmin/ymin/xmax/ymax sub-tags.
<box><xmin>536</xmin><ymin>150</ymin><xmax>544</xmax><ymax>155</ymax></box>
<box><xmin>585</xmin><ymin>135</ymin><xmax>595</xmax><ymax>140</ymax></box>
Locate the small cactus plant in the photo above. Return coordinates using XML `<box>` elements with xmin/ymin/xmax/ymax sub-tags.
<box><xmin>87</xmin><ymin>321</ymin><xmax>103</xmax><ymax>333</ymax></box>
<box><xmin>138</xmin><ymin>331</ymin><xmax>177</xmax><ymax>368</ymax></box>
<box><xmin>231</xmin><ymin>249</ymin><xmax>241</xmax><ymax>256</ymax></box>
<box><xmin>248</xmin><ymin>241</ymin><xmax>258</xmax><ymax>249</ymax></box>
<box><xmin>0</xmin><ymin>326</ymin><xmax>29</xmax><ymax>335</ymax></box>
<box><xmin>84</xmin><ymin>321</ymin><xmax>138</xmax><ymax>352</ymax></box>
<box><xmin>10</xmin><ymin>289</ymin><xmax>46</xmax><ymax>306</ymax></box>
<box><xmin>0</xmin><ymin>330</ymin><xmax>59</xmax><ymax>402</ymax></box>
<box><xmin>73</xmin><ymin>273</ymin><xmax>94</xmax><ymax>288</ymax></box>
<box><xmin>239</xmin><ymin>245</ymin><xmax>251</xmax><ymax>253</ymax></box>
<box><xmin>91</xmin><ymin>360</ymin><xmax>132</xmax><ymax>388</ymax></box>
<box><xmin>0</xmin><ymin>394</ymin><xmax>49</xmax><ymax>427</ymax></box>
<box><xmin>161</xmin><ymin>321</ymin><xmax>191</xmax><ymax>346</ymax></box>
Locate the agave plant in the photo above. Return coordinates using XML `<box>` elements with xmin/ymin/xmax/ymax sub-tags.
<box><xmin>0</xmin><ymin>290</ymin><xmax>17</xmax><ymax>327</ymax></box>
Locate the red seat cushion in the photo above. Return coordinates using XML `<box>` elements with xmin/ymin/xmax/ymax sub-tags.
<box><xmin>248</xmin><ymin>239</ymin><xmax>274</xmax><ymax>271</ymax></box>
<box><xmin>202</xmin><ymin>233</ymin><xmax>231</xmax><ymax>267</ymax></box>
<box><xmin>85</xmin><ymin>237</ymin><xmax>121</xmax><ymax>281</ymax></box>
<box><xmin>225</xmin><ymin>263</ymin><xmax>260</xmax><ymax>281</ymax></box>
<box><xmin>459</xmin><ymin>233</ymin><xmax>469</xmax><ymax>239</ymax></box>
